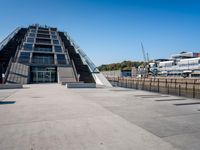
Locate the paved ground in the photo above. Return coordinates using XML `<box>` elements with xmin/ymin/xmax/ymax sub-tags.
<box><xmin>0</xmin><ymin>84</ymin><xmax>200</xmax><ymax>150</ymax></box>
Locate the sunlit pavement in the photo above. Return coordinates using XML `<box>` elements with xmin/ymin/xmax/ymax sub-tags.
<box><xmin>1</xmin><ymin>84</ymin><xmax>200</xmax><ymax>150</ymax></box>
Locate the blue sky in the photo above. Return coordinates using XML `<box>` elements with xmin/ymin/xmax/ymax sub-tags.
<box><xmin>0</xmin><ymin>0</ymin><xmax>200</xmax><ymax>66</ymax></box>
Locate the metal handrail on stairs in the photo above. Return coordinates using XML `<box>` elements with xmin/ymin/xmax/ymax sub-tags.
<box><xmin>4</xmin><ymin>57</ymin><xmax>13</xmax><ymax>83</ymax></box>
<box><xmin>71</xmin><ymin>59</ymin><xmax>79</xmax><ymax>82</ymax></box>
<box><xmin>0</xmin><ymin>27</ymin><xmax>21</xmax><ymax>52</ymax></box>
<box><xmin>63</xmin><ymin>32</ymin><xmax>99</xmax><ymax>73</ymax></box>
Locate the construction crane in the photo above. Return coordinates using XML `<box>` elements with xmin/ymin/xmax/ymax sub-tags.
<box><xmin>141</xmin><ymin>42</ymin><xmax>148</xmax><ymax>78</ymax></box>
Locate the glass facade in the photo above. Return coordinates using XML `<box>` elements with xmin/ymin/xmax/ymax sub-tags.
<box><xmin>17</xmin><ymin>25</ymin><xmax>71</xmax><ymax>83</ymax></box>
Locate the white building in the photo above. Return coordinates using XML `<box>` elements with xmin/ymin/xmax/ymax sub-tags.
<box><xmin>149</xmin><ymin>52</ymin><xmax>200</xmax><ymax>77</ymax></box>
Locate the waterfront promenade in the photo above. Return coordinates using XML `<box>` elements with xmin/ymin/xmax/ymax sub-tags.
<box><xmin>0</xmin><ymin>84</ymin><xmax>200</xmax><ymax>150</ymax></box>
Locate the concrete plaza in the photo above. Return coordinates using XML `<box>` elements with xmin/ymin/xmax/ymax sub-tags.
<box><xmin>0</xmin><ymin>84</ymin><xmax>200</xmax><ymax>150</ymax></box>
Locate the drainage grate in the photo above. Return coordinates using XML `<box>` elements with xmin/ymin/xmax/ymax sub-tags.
<box><xmin>174</xmin><ymin>102</ymin><xmax>200</xmax><ymax>106</ymax></box>
<box><xmin>156</xmin><ymin>98</ymin><xmax>186</xmax><ymax>101</ymax></box>
<box><xmin>141</xmin><ymin>96</ymin><xmax>170</xmax><ymax>98</ymax></box>
<box><xmin>110</xmin><ymin>89</ymin><xmax>134</xmax><ymax>92</ymax></box>
<box><xmin>31</xmin><ymin>96</ymin><xmax>42</xmax><ymax>98</ymax></box>
<box><xmin>134</xmin><ymin>95</ymin><xmax>161</xmax><ymax>97</ymax></box>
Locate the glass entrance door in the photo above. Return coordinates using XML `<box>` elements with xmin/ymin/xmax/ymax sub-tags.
<box><xmin>31</xmin><ymin>67</ymin><xmax>56</xmax><ymax>83</ymax></box>
<box><xmin>36</xmin><ymin>71</ymin><xmax>51</xmax><ymax>83</ymax></box>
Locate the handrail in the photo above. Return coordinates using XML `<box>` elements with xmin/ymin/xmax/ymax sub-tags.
<box><xmin>64</xmin><ymin>32</ymin><xmax>99</xmax><ymax>73</ymax></box>
<box><xmin>0</xmin><ymin>27</ymin><xmax>21</xmax><ymax>52</ymax></box>
<box><xmin>13</xmin><ymin>45</ymin><xmax>21</xmax><ymax>62</ymax></box>
<box><xmin>71</xmin><ymin>59</ymin><xmax>79</xmax><ymax>82</ymax></box>
<box><xmin>4</xmin><ymin>57</ymin><xmax>13</xmax><ymax>83</ymax></box>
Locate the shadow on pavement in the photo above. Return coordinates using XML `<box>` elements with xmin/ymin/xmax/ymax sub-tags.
<box><xmin>0</xmin><ymin>101</ymin><xmax>16</xmax><ymax>105</ymax></box>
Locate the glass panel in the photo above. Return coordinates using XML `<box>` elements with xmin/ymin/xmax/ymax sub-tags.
<box><xmin>29</xmin><ymin>33</ymin><xmax>35</xmax><ymax>37</ymax></box>
<box><xmin>38</xmin><ymin>72</ymin><xmax>44</xmax><ymax>82</ymax></box>
<box><xmin>38</xmin><ymin>30</ymin><xmax>49</xmax><ymax>34</ymax></box>
<box><xmin>38</xmin><ymin>27</ymin><xmax>49</xmax><ymax>31</ymax></box>
<box><xmin>57</xmin><ymin>54</ymin><xmax>66</xmax><ymax>64</ymax></box>
<box><xmin>30</xmin><ymin>29</ymin><xmax>36</xmax><ymax>33</ymax></box>
<box><xmin>34</xmin><ymin>44</ymin><xmax>52</xmax><ymax>52</ymax></box>
<box><xmin>36</xmin><ymin>38</ymin><xmax>51</xmax><ymax>44</ymax></box>
<box><xmin>19</xmin><ymin>52</ymin><xmax>30</xmax><ymax>63</ymax></box>
<box><xmin>31</xmin><ymin>67</ymin><xmax>56</xmax><ymax>83</ymax></box>
<box><xmin>32</xmin><ymin>55</ymin><xmax>54</xmax><ymax>64</ymax></box>
<box><xmin>54</xmin><ymin>46</ymin><xmax>62</xmax><ymax>52</ymax></box>
<box><xmin>51</xmin><ymin>35</ymin><xmax>57</xmax><ymax>39</ymax></box>
<box><xmin>37</xmin><ymin>34</ymin><xmax>50</xmax><ymax>38</ymax></box>
<box><xmin>53</xmin><ymin>40</ymin><xmax>59</xmax><ymax>45</ymax></box>
<box><xmin>27</xmin><ymin>38</ymin><xmax>34</xmax><ymax>43</ymax></box>
<box><xmin>51</xmin><ymin>31</ymin><xmax>56</xmax><ymax>35</ymax></box>
<box><xmin>23</xmin><ymin>43</ymin><xmax>33</xmax><ymax>51</ymax></box>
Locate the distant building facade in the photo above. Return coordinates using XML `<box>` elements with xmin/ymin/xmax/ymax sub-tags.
<box><xmin>149</xmin><ymin>51</ymin><xmax>200</xmax><ymax>77</ymax></box>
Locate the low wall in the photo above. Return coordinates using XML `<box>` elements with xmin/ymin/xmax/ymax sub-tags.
<box><xmin>0</xmin><ymin>84</ymin><xmax>23</xmax><ymax>89</ymax></box>
<box><xmin>66</xmin><ymin>83</ymin><xmax>96</xmax><ymax>88</ymax></box>
<box><xmin>107</xmin><ymin>77</ymin><xmax>200</xmax><ymax>99</ymax></box>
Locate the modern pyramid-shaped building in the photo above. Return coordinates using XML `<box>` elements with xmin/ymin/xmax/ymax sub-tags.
<box><xmin>0</xmin><ymin>24</ymin><xmax>111</xmax><ymax>87</ymax></box>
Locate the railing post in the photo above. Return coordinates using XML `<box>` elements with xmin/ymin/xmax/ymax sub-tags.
<box><xmin>126</xmin><ymin>78</ymin><xmax>128</xmax><ymax>88</ymax></box>
<box><xmin>150</xmin><ymin>78</ymin><xmax>152</xmax><ymax>91</ymax></box>
<box><xmin>175</xmin><ymin>79</ymin><xmax>177</xmax><ymax>95</ymax></box>
<box><xmin>167</xmin><ymin>84</ymin><xmax>169</xmax><ymax>94</ymax></box>
<box><xmin>193</xmin><ymin>80</ymin><xmax>196</xmax><ymax>98</ymax></box>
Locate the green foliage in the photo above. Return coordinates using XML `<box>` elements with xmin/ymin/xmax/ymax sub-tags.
<box><xmin>98</xmin><ymin>60</ymin><xmax>144</xmax><ymax>71</ymax></box>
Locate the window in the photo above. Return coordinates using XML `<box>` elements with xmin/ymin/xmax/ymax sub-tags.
<box><xmin>32</xmin><ymin>54</ymin><xmax>54</xmax><ymax>64</ymax></box>
<box><xmin>37</xmin><ymin>34</ymin><xmax>50</xmax><ymax>38</ymax></box>
<box><xmin>23</xmin><ymin>43</ymin><xmax>33</xmax><ymax>51</ymax></box>
<box><xmin>38</xmin><ymin>27</ymin><xmax>49</xmax><ymax>31</ymax></box>
<box><xmin>27</xmin><ymin>38</ymin><xmax>34</xmax><ymax>43</ymax></box>
<box><xmin>53</xmin><ymin>40</ymin><xmax>59</xmax><ymax>45</ymax></box>
<box><xmin>19</xmin><ymin>52</ymin><xmax>30</xmax><ymax>63</ymax></box>
<box><xmin>30</xmin><ymin>29</ymin><xmax>36</xmax><ymax>33</ymax></box>
<box><xmin>34</xmin><ymin>44</ymin><xmax>52</xmax><ymax>52</ymax></box>
<box><xmin>57</xmin><ymin>54</ymin><xmax>66</xmax><ymax>64</ymax></box>
<box><xmin>36</xmin><ymin>38</ymin><xmax>51</xmax><ymax>44</ymax></box>
<box><xmin>51</xmin><ymin>31</ymin><xmax>56</xmax><ymax>35</ymax></box>
<box><xmin>29</xmin><ymin>33</ymin><xmax>35</xmax><ymax>37</ymax></box>
<box><xmin>51</xmin><ymin>35</ymin><xmax>57</xmax><ymax>39</ymax></box>
<box><xmin>50</xmin><ymin>28</ymin><xmax>57</xmax><ymax>31</ymax></box>
<box><xmin>54</xmin><ymin>46</ymin><xmax>62</xmax><ymax>52</ymax></box>
<box><xmin>37</xmin><ymin>30</ymin><xmax>49</xmax><ymax>34</ymax></box>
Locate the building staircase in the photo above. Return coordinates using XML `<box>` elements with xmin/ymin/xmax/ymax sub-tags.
<box><xmin>57</xmin><ymin>67</ymin><xmax>77</xmax><ymax>84</ymax></box>
<box><xmin>58</xmin><ymin>32</ymin><xmax>95</xmax><ymax>83</ymax></box>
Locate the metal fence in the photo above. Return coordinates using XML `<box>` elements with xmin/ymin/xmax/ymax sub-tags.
<box><xmin>107</xmin><ymin>77</ymin><xmax>200</xmax><ymax>99</ymax></box>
